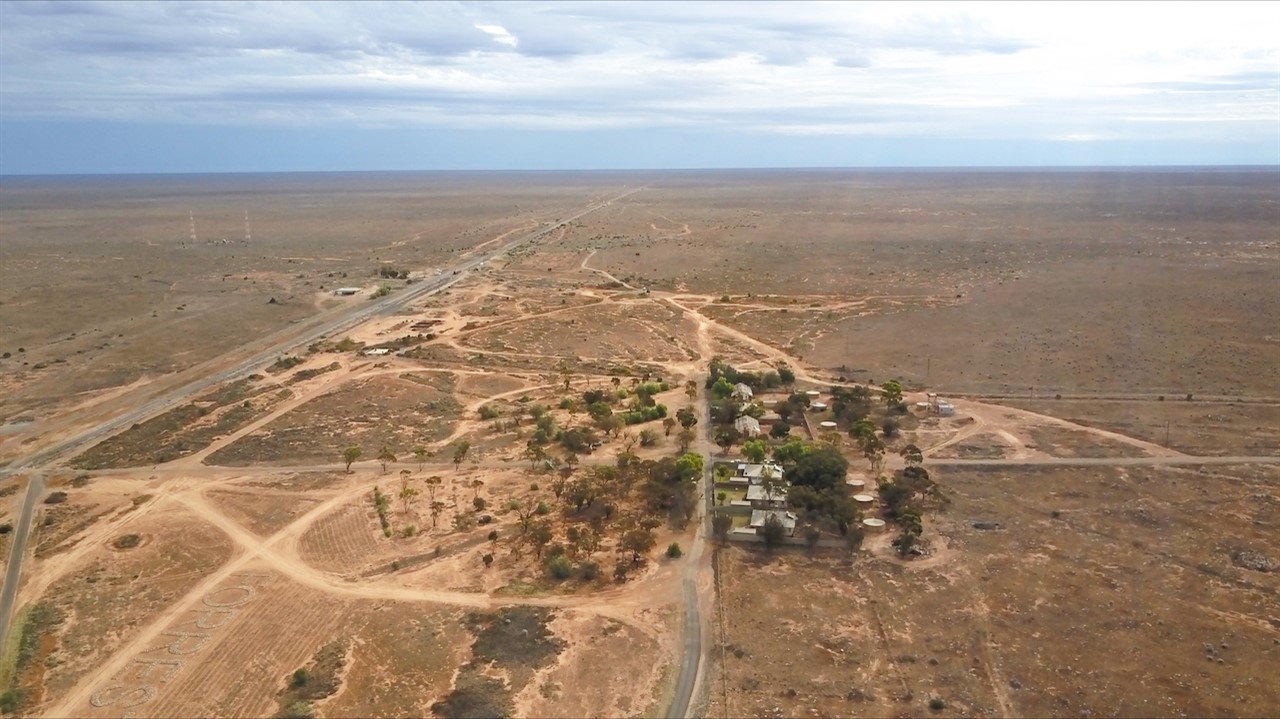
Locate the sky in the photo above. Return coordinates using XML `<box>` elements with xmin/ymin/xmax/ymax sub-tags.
<box><xmin>0</xmin><ymin>0</ymin><xmax>1277</xmax><ymax>174</ymax></box>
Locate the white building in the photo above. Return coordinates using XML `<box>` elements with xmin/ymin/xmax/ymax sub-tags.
<box><xmin>733</xmin><ymin>415</ymin><xmax>762</xmax><ymax>438</ymax></box>
<box><xmin>734</xmin><ymin>461</ymin><xmax>784</xmax><ymax>484</ymax></box>
<box><xmin>732</xmin><ymin>383</ymin><xmax>754</xmax><ymax>401</ymax></box>
<box><xmin>749</xmin><ymin>509</ymin><xmax>797</xmax><ymax>536</ymax></box>
<box><xmin>333</xmin><ymin>287</ymin><xmax>361</xmax><ymax>296</ymax></box>
<box><xmin>745</xmin><ymin>484</ymin><xmax>788</xmax><ymax>509</ymax></box>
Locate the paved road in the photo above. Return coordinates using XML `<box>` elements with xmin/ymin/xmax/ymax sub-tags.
<box><xmin>0</xmin><ymin>188</ymin><xmax>638</xmax><ymax>664</ymax></box>
<box><xmin>0</xmin><ymin>472</ymin><xmax>43</xmax><ymax>666</ymax></box>
<box><xmin>2</xmin><ymin>187</ymin><xmax>637</xmax><ymax>476</ymax></box>
<box><xmin>929</xmin><ymin>455</ymin><xmax>1280</xmax><ymax>468</ymax></box>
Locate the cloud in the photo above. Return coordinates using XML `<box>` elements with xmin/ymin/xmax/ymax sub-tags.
<box><xmin>474</xmin><ymin>23</ymin><xmax>518</xmax><ymax>48</ymax></box>
<box><xmin>0</xmin><ymin>0</ymin><xmax>1276</xmax><ymax>166</ymax></box>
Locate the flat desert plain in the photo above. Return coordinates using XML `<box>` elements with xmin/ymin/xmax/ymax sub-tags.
<box><xmin>0</xmin><ymin>168</ymin><xmax>1277</xmax><ymax>719</ymax></box>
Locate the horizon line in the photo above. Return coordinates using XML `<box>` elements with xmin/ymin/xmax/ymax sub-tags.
<box><xmin>3</xmin><ymin>163</ymin><xmax>1279</xmax><ymax>179</ymax></box>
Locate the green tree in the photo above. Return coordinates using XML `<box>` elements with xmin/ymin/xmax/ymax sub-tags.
<box><xmin>741</xmin><ymin>439</ymin><xmax>767</xmax><ymax>463</ymax></box>
<box><xmin>429</xmin><ymin>500</ymin><xmax>445</xmax><ymax>528</ymax></box>
<box><xmin>666</xmin><ymin>542</ymin><xmax>683</xmax><ymax>558</ymax></box>
<box><xmin>377</xmin><ymin>446</ymin><xmax>396</xmax><ymax>474</ymax></box>
<box><xmin>789</xmin><ymin>444</ymin><xmax>849</xmax><ymax>492</ymax></box>
<box><xmin>881</xmin><ymin>380</ymin><xmax>904</xmax><ymax>408</ymax></box>
<box><xmin>452</xmin><ymin>440</ymin><xmax>471</xmax><ymax>471</ymax></box>
<box><xmin>423</xmin><ymin>476</ymin><xmax>442</xmax><ymax>503</ymax></box>
<box><xmin>413</xmin><ymin>446</ymin><xmax>429</xmax><ymax>471</ymax></box>
<box><xmin>760</xmin><ymin>514</ymin><xmax>786</xmax><ymax>550</ymax></box>
<box><xmin>778</xmin><ymin>366</ymin><xmax>796</xmax><ymax>387</ymax></box>
<box><xmin>714</xmin><ymin>426</ymin><xmax>740</xmax><ymax>454</ymax></box>
<box><xmin>712</xmin><ymin>513</ymin><xmax>733</xmax><ymax>541</ymax></box>
<box><xmin>851</xmin><ymin>418</ymin><xmax>877</xmax><ymax>442</ymax></box>
<box><xmin>899</xmin><ymin>443</ymin><xmax>924</xmax><ymax>466</ymax></box>
<box><xmin>342</xmin><ymin>445</ymin><xmax>362</xmax><ymax>473</ymax></box>
<box><xmin>676</xmin><ymin>406</ymin><xmax>698</xmax><ymax>429</ymax></box>
<box><xmin>620</xmin><ymin>527</ymin><xmax>656</xmax><ymax>563</ymax></box>
<box><xmin>862</xmin><ymin>435</ymin><xmax>886</xmax><ymax>476</ymax></box>
<box><xmin>675</xmin><ymin>452</ymin><xmax>704</xmax><ymax>482</ymax></box>
<box><xmin>528</xmin><ymin>520</ymin><xmax>554</xmax><ymax>557</ymax></box>
<box><xmin>710</xmin><ymin>376</ymin><xmax>735</xmax><ymax>399</ymax></box>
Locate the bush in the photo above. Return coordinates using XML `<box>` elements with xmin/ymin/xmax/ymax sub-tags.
<box><xmin>546</xmin><ymin>555</ymin><xmax>573</xmax><ymax>580</ymax></box>
<box><xmin>291</xmin><ymin>667</ymin><xmax>311</xmax><ymax>688</ymax></box>
<box><xmin>401</xmin><ymin>525</ymin><xmax>417</xmax><ymax>538</ymax></box>
<box><xmin>579</xmin><ymin>560</ymin><xmax>599</xmax><ymax>580</ymax></box>
<box><xmin>666</xmin><ymin>542</ymin><xmax>683</xmax><ymax>558</ymax></box>
<box><xmin>70</xmin><ymin>473</ymin><xmax>91</xmax><ymax>488</ymax></box>
<box><xmin>112</xmin><ymin>533</ymin><xmax>141</xmax><ymax>549</ymax></box>
<box><xmin>44</xmin><ymin>491</ymin><xmax>68</xmax><ymax>505</ymax></box>
<box><xmin>535</xmin><ymin>501</ymin><xmax>550</xmax><ymax>516</ymax></box>
<box><xmin>284</xmin><ymin>700</ymin><xmax>315</xmax><ymax>719</ymax></box>
<box><xmin>1</xmin><ymin>689</ymin><xmax>23</xmax><ymax>714</ymax></box>
<box><xmin>473</xmin><ymin>496</ymin><xmax>487</xmax><ymax>511</ymax></box>
<box><xmin>0</xmin><ymin>523</ymin><xmax>11</xmax><ymax>535</ymax></box>
<box><xmin>929</xmin><ymin>697</ymin><xmax>946</xmax><ymax>711</ymax></box>
<box><xmin>482</xmin><ymin>553</ymin><xmax>494</xmax><ymax>568</ymax></box>
<box><xmin>529</xmin><ymin>482</ymin><xmax>540</xmax><ymax>491</ymax></box>
<box><xmin>487</xmin><ymin>530</ymin><xmax>499</xmax><ymax>542</ymax></box>
<box><xmin>882</xmin><ymin>419</ymin><xmax>899</xmax><ymax>437</ymax></box>
<box><xmin>478</xmin><ymin>405</ymin><xmax>501</xmax><ymax>420</ymax></box>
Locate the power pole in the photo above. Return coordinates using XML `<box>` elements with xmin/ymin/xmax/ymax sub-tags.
<box><xmin>189</xmin><ymin>211</ymin><xmax>198</xmax><ymax>243</ymax></box>
<box><xmin>244</xmin><ymin>211</ymin><xmax>252</xmax><ymax>242</ymax></box>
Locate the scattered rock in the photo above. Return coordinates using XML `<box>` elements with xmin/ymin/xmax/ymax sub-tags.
<box><xmin>1009</xmin><ymin>678</ymin><xmax>1022</xmax><ymax>690</ymax></box>
<box><xmin>1231</xmin><ymin>550</ymin><xmax>1278</xmax><ymax>573</ymax></box>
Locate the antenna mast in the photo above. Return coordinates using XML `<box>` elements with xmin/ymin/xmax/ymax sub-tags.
<box><xmin>189</xmin><ymin>211</ymin><xmax>198</xmax><ymax>243</ymax></box>
<box><xmin>244</xmin><ymin>211</ymin><xmax>252</xmax><ymax>242</ymax></box>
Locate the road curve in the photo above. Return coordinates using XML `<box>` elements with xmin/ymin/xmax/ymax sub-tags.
<box><xmin>0</xmin><ymin>472</ymin><xmax>43</xmax><ymax>663</ymax></box>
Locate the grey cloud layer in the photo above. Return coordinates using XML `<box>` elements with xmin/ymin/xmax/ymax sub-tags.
<box><xmin>1</xmin><ymin>0</ymin><xmax>1275</xmax><ymax>145</ymax></box>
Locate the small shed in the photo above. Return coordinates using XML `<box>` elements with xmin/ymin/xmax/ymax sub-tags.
<box><xmin>734</xmin><ymin>415</ymin><xmax>762</xmax><ymax>438</ymax></box>
<box><xmin>333</xmin><ymin>287</ymin><xmax>361</xmax><ymax>296</ymax></box>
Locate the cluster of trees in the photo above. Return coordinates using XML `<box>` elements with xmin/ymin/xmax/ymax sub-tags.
<box><xmin>502</xmin><ymin>450</ymin><xmax>704</xmax><ymax>584</ymax></box>
<box><xmin>705</xmin><ymin>357</ymin><xmax>795</xmax><ymax>392</ymax></box>
<box><xmin>877</xmin><ymin>464</ymin><xmax>945</xmax><ymax>557</ymax></box>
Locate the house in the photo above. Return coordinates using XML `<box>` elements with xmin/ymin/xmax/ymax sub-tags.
<box><xmin>733</xmin><ymin>415</ymin><xmax>762</xmax><ymax>438</ymax></box>
<box><xmin>746</xmin><ymin>484</ymin><xmax>788</xmax><ymax>509</ymax></box>
<box><xmin>938</xmin><ymin>401</ymin><xmax>955</xmax><ymax>417</ymax></box>
<box><xmin>731</xmin><ymin>383</ymin><xmax>754</xmax><ymax>401</ymax></box>
<box><xmin>749</xmin><ymin>509</ymin><xmax>797</xmax><ymax>536</ymax></box>
<box><xmin>735</xmin><ymin>461</ymin><xmax>784</xmax><ymax>484</ymax></box>
<box><xmin>333</xmin><ymin>287</ymin><xmax>361</xmax><ymax>296</ymax></box>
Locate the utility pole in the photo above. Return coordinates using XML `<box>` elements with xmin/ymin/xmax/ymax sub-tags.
<box><xmin>189</xmin><ymin>211</ymin><xmax>197</xmax><ymax>243</ymax></box>
<box><xmin>244</xmin><ymin>211</ymin><xmax>252</xmax><ymax>242</ymax></box>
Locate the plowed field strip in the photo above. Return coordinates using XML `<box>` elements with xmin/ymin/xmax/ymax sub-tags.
<box><xmin>298</xmin><ymin>502</ymin><xmax>378</xmax><ymax>575</ymax></box>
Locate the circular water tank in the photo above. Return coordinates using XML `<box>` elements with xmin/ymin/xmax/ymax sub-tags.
<box><xmin>811</xmin><ymin>402</ymin><xmax>828</xmax><ymax>411</ymax></box>
<box><xmin>819</xmin><ymin>420</ymin><xmax>838</xmax><ymax>429</ymax></box>
<box><xmin>853</xmin><ymin>494</ymin><xmax>875</xmax><ymax>504</ymax></box>
<box><xmin>862</xmin><ymin>517</ymin><xmax>886</xmax><ymax>532</ymax></box>
<box><xmin>805</xmin><ymin>390</ymin><xmax>821</xmax><ymax>398</ymax></box>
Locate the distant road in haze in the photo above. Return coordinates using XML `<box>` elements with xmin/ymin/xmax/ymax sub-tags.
<box><xmin>1</xmin><ymin>187</ymin><xmax>639</xmax><ymax>475</ymax></box>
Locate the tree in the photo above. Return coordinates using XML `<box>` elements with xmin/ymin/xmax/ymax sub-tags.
<box><xmin>685</xmin><ymin>379</ymin><xmax>698</xmax><ymax>400</ymax></box>
<box><xmin>662</xmin><ymin>416</ymin><xmax>677</xmax><ymax>436</ymax></box>
<box><xmin>675</xmin><ymin>452</ymin><xmax>704</xmax><ymax>482</ymax></box>
<box><xmin>429</xmin><ymin>500</ymin><xmax>446</xmax><ymax>528</ymax></box>
<box><xmin>377</xmin><ymin>446</ymin><xmax>396</xmax><ymax>474</ymax></box>
<box><xmin>741</xmin><ymin>439</ymin><xmax>767</xmax><ymax>463</ymax></box>
<box><xmin>523</xmin><ymin>442</ymin><xmax>546</xmax><ymax>469</ymax></box>
<box><xmin>676</xmin><ymin>406</ymin><xmax>698</xmax><ymax>429</ymax></box>
<box><xmin>620</xmin><ymin>527</ymin><xmax>656</xmax><ymax>563</ymax></box>
<box><xmin>789</xmin><ymin>444</ymin><xmax>849</xmax><ymax>492</ymax></box>
<box><xmin>398</xmin><ymin>470</ymin><xmax>418</xmax><ymax>515</ymax></box>
<box><xmin>342</xmin><ymin>446</ymin><xmax>362</xmax><ymax>473</ymax></box>
<box><xmin>565</xmin><ymin>478</ymin><xmax>599</xmax><ymax>512</ymax></box>
<box><xmin>770</xmin><ymin>421</ymin><xmax>791</xmax><ymax>438</ymax></box>
<box><xmin>900</xmin><ymin>443</ymin><xmax>924</xmax><ymax>466</ymax></box>
<box><xmin>712</xmin><ymin>513</ymin><xmax>733</xmax><ymax>541</ymax></box>
<box><xmin>413</xmin><ymin>446</ymin><xmax>430</xmax><ymax>471</ymax></box>
<box><xmin>760</xmin><ymin>514</ymin><xmax>786</xmax><ymax>550</ymax></box>
<box><xmin>666</xmin><ymin>542</ymin><xmax>683</xmax><ymax>558</ymax></box>
<box><xmin>851</xmin><ymin>418</ymin><xmax>877</xmax><ymax>442</ymax></box>
<box><xmin>676</xmin><ymin>428</ymin><xmax>697</xmax><ymax>454</ymax></box>
<box><xmin>881</xmin><ymin>380</ymin><xmax>904</xmax><ymax>408</ymax></box>
<box><xmin>862</xmin><ymin>435</ymin><xmax>886</xmax><ymax>476</ymax></box>
<box><xmin>714</xmin><ymin>427</ymin><xmax>740</xmax><ymax>455</ymax></box>
<box><xmin>528</xmin><ymin>520</ymin><xmax>554</xmax><ymax>557</ymax></box>
<box><xmin>452</xmin><ymin>441</ymin><xmax>471</xmax><ymax>471</ymax></box>
<box><xmin>710</xmin><ymin>376</ymin><xmax>735</xmax><ymax>399</ymax></box>
<box><xmin>804</xmin><ymin>525</ymin><xmax>822</xmax><ymax>551</ymax></box>
<box><xmin>423</xmin><ymin>476</ymin><xmax>442</xmax><ymax>503</ymax></box>
<box><xmin>778</xmin><ymin>366</ymin><xmax>796</xmax><ymax>387</ymax></box>
<box><xmin>482</xmin><ymin>553</ymin><xmax>494</xmax><ymax>568</ymax></box>
<box><xmin>558</xmin><ymin>358</ymin><xmax>575</xmax><ymax>391</ymax></box>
